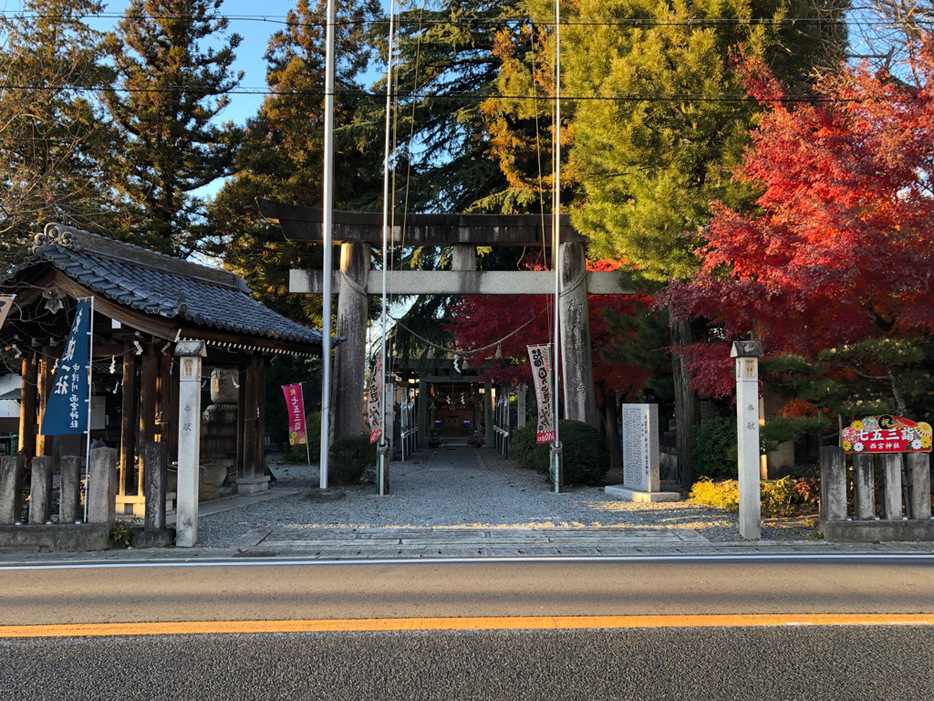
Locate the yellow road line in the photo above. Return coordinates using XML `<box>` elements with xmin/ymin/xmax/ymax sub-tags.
<box><xmin>1</xmin><ymin>613</ymin><xmax>930</xmax><ymax>638</ymax></box>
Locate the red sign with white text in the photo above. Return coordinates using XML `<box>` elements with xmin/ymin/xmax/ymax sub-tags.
<box><xmin>282</xmin><ymin>384</ymin><xmax>307</xmax><ymax>446</ymax></box>
<box><xmin>842</xmin><ymin>415</ymin><xmax>932</xmax><ymax>454</ymax></box>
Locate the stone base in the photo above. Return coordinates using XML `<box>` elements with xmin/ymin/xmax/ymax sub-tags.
<box><xmin>235</xmin><ymin>476</ymin><xmax>270</xmax><ymax>494</ymax></box>
<box><xmin>0</xmin><ymin>523</ymin><xmax>111</xmax><ymax>552</ymax></box>
<box><xmin>131</xmin><ymin>528</ymin><xmax>176</xmax><ymax>548</ymax></box>
<box><xmin>819</xmin><ymin>518</ymin><xmax>934</xmax><ymax>542</ymax></box>
<box><xmin>605</xmin><ymin>485</ymin><xmax>682</xmax><ymax>502</ymax></box>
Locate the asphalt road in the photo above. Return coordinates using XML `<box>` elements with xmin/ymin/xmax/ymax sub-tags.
<box><xmin>1</xmin><ymin>556</ymin><xmax>931</xmax><ymax>700</ymax></box>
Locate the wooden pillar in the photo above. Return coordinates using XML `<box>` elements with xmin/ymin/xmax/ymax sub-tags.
<box><xmin>241</xmin><ymin>355</ymin><xmax>260</xmax><ymax>480</ymax></box>
<box><xmin>559</xmin><ymin>241</ymin><xmax>597</xmax><ymax>429</ymax></box>
<box><xmin>256</xmin><ymin>356</ymin><xmax>266</xmax><ymax>473</ymax></box>
<box><xmin>160</xmin><ymin>348</ymin><xmax>178</xmax><ymax>454</ymax></box>
<box><xmin>236</xmin><ymin>360</ymin><xmax>246</xmax><ymax>478</ymax></box>
<box><xmin>333</xmin><ymin>241</ymin><xmax>371</xmax><ymax>442</ymax></box>
<box><xmin>139</xmin><ymin>343</ymin><xmax>158</xmax><ymax>494</ymax></box>
<box><xmin>36</xmin><ymin>349</ymin><xmax>54</xmax><ymax>456</ymax></box>
<box><xmin>18</xmin><ymin>354</ymin><xmax>38</xmax><ymax>462</ymax></box>
<box><xmin>119</xmin><ymin>348</ymin><xmax>138</xmax><ymax>496</ymax></box>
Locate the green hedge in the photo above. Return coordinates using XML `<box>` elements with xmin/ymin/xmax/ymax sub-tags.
<box><xmin>691</xmin><ymin>415</ymin><xmax>737</xmax><ymax>480</ymax></box>
<box><xmin>512</xmin><ymin>419</ymin><xmax>609</xmax><ymax>486</ymax></box>
<box><xmin>328</xmin><ymin>434</ymin><xmax>376</xmax><ymax>486</ymax></box>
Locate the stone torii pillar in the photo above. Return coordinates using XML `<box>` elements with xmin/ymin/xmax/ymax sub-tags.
<box><xmin>333</xmin><ymin>241</ymin><xmax>371</xmax><ymax>441</ymax></box>
<box><xmin>559</xmin><ymin>241</ymin><xmax>597</xmax><ymax>428</ymax></box>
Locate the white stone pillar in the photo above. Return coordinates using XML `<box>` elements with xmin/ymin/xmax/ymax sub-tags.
<box><xmin>732</xmin><ymin>340</ymin><xmax>763</xmax><ymax>540</ymax></box>
<box><xmin>175</xmin><ymin>340</ymin><xmax>206</xmax><ymax>548</ymax></box>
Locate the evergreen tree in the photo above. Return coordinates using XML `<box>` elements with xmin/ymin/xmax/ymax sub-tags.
<box><xmin>0</xmin><ymin>0</ymin><xmax>115</xmax><ymax>267</ymax></box>
<box><xmin>103</xmin><ymin>0</ymin><xmax>243</xmax><ymax>256</ymax></box>
<box><xmin>205</xmin><ymin>0</ymin><xmax>382</xmax><ymax>323</ymax></box>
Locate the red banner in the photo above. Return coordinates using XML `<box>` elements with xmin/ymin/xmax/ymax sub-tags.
<box><xmin>282</xmin><ymin>384</ymin><xmax>307</xmax><ymax>446</ymax></box>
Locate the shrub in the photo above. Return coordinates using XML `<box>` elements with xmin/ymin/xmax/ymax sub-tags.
<box><xmin>692</xmin><ymin>415</ymin><xmax>737</xmax><ymax>480</ymax></box>
<box><xmin>689</xmin><ymin>478</ymin><xmax>739</xmax><ymax>511</ymax></box>
<box><xmin>278</xmin><ymin>411</ymin><xmax>322</xmax><ymax>464</ymax></box>
<box><xmin>690</xmin><ymin>476</ymin><xmax>819</xmax><ymax>517</ymax></box>
<box><xmin>512</xmin><ymin>421</ymin><xmax>540</xmax><ymax>470</ymax></box>
<box><xmin>328</xmin><ymin>434</ymin><xmax>376</xmax><ymax>486</ymax></box>
<box><xmin>511</xmin><ymin>420</ymin><xmax>609</xmax><ymax>486</ymax></box>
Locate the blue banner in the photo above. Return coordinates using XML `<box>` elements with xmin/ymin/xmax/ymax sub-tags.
<box><xmin>41</xmin><ymin>298</ymin><xmax>92</xmax><ymax>435</ymax></box>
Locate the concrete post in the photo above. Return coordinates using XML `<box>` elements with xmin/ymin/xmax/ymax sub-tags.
<box><xmin>87</xmin><ymin>447</ymin><xmax>117</xmax><ymax>525</ymax></box>
<box><xmin>819</xmin><ymin>446</ymin><xmax>847</xmax><ymax>522</ymax></box>
<box><xmin>731</xmin><ymin>340</ymin><xmax>763</xmax><ymax>540</ymax></box>
<box><xmin>0</xmin><ymin>455</ymin><xmax>25</xmax><ymax>524</ymax></box>
<box><xmin>853</xmin><ymin>453</ymin><xmax>875</xmax><ymax>520</ymax></box>
<box><xmin>29</xmin><ymin>456</ymin><xmax>53</xmax><ymax>524</ymax></box>
<box><xmin>907</xmin><ymin>453</ymin><xmax>931</xmax><ymax>520</ymax></box>
<box><xmin>334</xmin><ymin>241</ymin><xmax>370</xmax><ymax>442</ymax></box>
<box><xmin>175</xmin><ymin>340</ymin><xmax>206</xmax><ymax>547</ymax></box>
<box><xmin>59</xmin><ymin>456</ymin><xmax>82</xmax><ymax>523</ymax></box>
<box><xmin>882</xmin><ymin>453</ymin><xmax>903</xmax><ymax>521</ymax></box>
<box><xmin>559</xmin><ymin>241</ymin><xmax>597</xmax><ymax>428</ymax></box>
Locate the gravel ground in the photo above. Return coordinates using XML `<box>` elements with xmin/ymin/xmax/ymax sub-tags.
<box><xmin>195</xmin><ymin>446</ymin><xmax>819</xmax><ymax>548</ymax></box>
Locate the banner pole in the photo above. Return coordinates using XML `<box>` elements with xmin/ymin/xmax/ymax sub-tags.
<box><xmin>303</xmin><ymin>383</ymin><xmax>312</xmax><ymax>466</ymax></box>
<box><xmin>82</xmin><ymin>296</ymin><xmax>95</xmax><ymax>523</ymax></box>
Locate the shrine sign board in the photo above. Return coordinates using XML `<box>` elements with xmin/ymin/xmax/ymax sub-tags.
<box><xmin>842</xmin><ymin>415</ymin><xmax>932</xmax><ymax>454</ymax></box>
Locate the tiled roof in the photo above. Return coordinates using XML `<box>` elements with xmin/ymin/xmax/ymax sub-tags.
<box><xmin>15</xmin><ymin>224</ymin><xmax>324</xmax><ymax>349</ymax></box>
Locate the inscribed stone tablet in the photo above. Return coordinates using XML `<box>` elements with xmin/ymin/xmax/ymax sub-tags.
<box><xmin>622</xmin><ymin>403</ymin><xmax>660</xmax><ymax>493</ymax></box>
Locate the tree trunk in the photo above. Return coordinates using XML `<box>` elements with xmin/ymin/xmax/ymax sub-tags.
<box><xmin>671</xmin><ymin>317</ymin><xmax>700</xmax><ymax>489</ymax></box>
<box><xmin>600</xmin><ymin>392</ymin><xmax>622</xmax><ymax>472</ymax></box>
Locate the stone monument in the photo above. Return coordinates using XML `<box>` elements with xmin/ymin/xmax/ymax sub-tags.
<box><xmin>606</xmin><ymin>403</ymin><xmax>680</xmax><ymax>502</ymax></box>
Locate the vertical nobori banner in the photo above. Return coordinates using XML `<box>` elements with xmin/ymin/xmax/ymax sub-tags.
<box><xmin>42</xmin><ymin>298</ymin><xmax>92</xmax><ymax>435</ymax></box>
<box><xmin>282</xmin><ymin>384</ymin><xmax>307</xmax><ymax>446</ymax></box>
<box><xmin>527</xmin><ymin>344</ymin><xmax>555</xmax><ymax>444</ymax></box>
<box><xmin>367</xmin><ymin>359</ymin><xmax>383</xmax><ymax>444</ymax></box>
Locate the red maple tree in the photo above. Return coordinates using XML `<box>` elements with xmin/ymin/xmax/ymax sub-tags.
<box><xmin>664</xmin><ymin>42</ymin><xmax>934</xmax><ymax>399</ymax></box>
<box><xmin>445</xmin><ymin>256</ymin><xmax>654</xmax><ymax>400</ymax></box>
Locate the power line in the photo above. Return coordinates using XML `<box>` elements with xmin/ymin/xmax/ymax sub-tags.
<box><xmin>3</xmin><ymin>10</ymin><xmax>920</xmax><ymax>31</ymax></box>
<box><xmin>0</xmin><ymin>82</ymin><xmax>876</xmax><ymax>105</ymax></box>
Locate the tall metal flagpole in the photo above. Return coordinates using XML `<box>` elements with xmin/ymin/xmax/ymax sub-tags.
<box><xmin>83</xmin><ymin>296</ymin><xmax>95</xmax><ymax>522</ymax></box>
<box><xmin>551</xmin><ymin>0</ymin><xmax>563</xmax><ymax>492</ymax></box>
<box><xmin>319</xmin><ymin>0</ymin><xmax>337</xmax><ymax>489</ymax></box>
<box><xmin>377</xmin><ymin>0</ymin><xmax>396</xmax><ymax>496</ymax></box>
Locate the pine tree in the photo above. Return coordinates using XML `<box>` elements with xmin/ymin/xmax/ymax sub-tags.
<box><xmin>0</xmin><ymin>0</ymin><xmax>115</xmax><ymax>267</ymax></box>
<box><xmin>205</xmin><ymin>0</ymin><xmax>382</xmax><ymax>323</ymax></box>
<box><xmin>103</xmin><ymin>0</ymin><xmax>243</xmax><ymax>256</ymax></box>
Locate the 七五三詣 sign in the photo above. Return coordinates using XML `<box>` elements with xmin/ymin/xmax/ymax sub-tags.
<box><xmin>842</xmin><ymin>415</ymin><xmax>932</xmax><ymax>454</ymax></box>
<box><xmin>281</xmin><ymin>383</ymin><xmax>307</xmax><ymax>446</ymax></box>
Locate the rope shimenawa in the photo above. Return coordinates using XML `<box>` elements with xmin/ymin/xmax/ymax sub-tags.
<box><xmin>389</xmin><ymin>305</ymin><xmax>550</xmax><ymax>357</ymax></box>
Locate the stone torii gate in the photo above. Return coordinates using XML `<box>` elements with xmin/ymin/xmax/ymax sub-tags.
<box><xmin>259</xmin><ymin>200</ymin><xmax>633</xmax><ymax>442</ymax></box>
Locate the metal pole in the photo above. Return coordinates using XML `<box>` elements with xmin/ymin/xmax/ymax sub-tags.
<box><xmin>319</xmin><ymin>0</ymin><xmax>337</xmax><ymax>489</ymax></box>
<box><xmin>82</xmin><ymin>296</ymin><xmax>94</xmax><ymax>522</ymax></box>
<box><xmin>551</xmin><ymin>0</ymin><xmax>563</xmax><ymax>492</ymax></box>
<box><xmin>377</xmin><ymin>0</ymin><xmax>396</xmax><ymax>496</ymax></box>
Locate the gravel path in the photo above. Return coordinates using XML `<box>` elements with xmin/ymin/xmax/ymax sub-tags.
<box><xmin>195</xmin><ymin>446</ymin><xmax>818</xmax><ymax>548</ymax></box>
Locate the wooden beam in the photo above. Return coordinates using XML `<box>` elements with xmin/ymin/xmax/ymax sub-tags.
<box><xmin>18</xmin><ymin>354</ymin><xmax>37</xmax><ymax>462</ymax></box>
<box><xmin>259</xmin><ymin>199</ymin><xmax>584</xmax><ymax>246</ymax></box>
